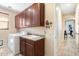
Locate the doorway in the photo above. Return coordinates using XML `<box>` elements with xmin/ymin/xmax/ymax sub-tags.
<box><xmin>55</xmin><ymin>3</ymin><xmax>79</xmax><ymax>56</ymax></box>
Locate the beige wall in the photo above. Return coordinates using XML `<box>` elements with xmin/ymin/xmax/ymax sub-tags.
<box><xmin>0</xmin><ymin>8</ymin><xmax>17</xmax><ymax>45</ymax></box>
<box><xmin>45</xmin><ymin>4</ymin><xmax>75</xmax><ymax>56</ymax></box>
<box><xmin>45</xmin><ymin>3</ymin><xmax>55</xmax><ymax>56</ymax></box>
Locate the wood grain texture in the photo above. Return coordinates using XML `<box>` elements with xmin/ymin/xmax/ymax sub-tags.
<box><xmin>15</xmin><ymin>3</ymin><xmax>45</xmax><ymax>29</ymax></box>
<box><xmin>20</xmin><ymin>37</ymin><xmax>45</xmax><ymax>56</ymax></box>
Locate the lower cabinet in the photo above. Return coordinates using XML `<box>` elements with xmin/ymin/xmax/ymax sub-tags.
<box><xmin>20</xmin><ymin>37</ymin><xmax>45</xmax><ymax>56</ymax></box>
<box><xmin>25</xmin><ymin>43</ymin><xmax>34</xmax><ymax>56</ymax></box>
<box><xmin>20</xmin><ymin>38</ymin><xmax>26</xmax><ymax>56</ymax></box>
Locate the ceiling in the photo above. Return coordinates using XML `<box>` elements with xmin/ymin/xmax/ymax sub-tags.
<box><xmin>0</xmin><ymin>3</ymin><xmax>33</xmax><ymax>12</ymax></box>
<box><xmin>0</xmin><ymin>3</ymin><xmax>77</xmax><ymax>14</ymax></box>
<box><xmin>57</xmin><ymin>3</ymin><xmax>77</xmax><ymax>14</ymax></box>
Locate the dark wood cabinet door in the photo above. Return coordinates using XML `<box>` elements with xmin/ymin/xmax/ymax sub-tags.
<box><xmin>15</xmin><ymin>15</ymin><xmax>19</xmax><ymax>28</ymax></box>
<box><xmin>20</xmin><ymin>39</ymin><xmax>26</xmax><ymax>56</ymax></box>
<box><xmin>40</xmin><ymin>3</ymin><xmax>45</xmax><ymax>26</ymax></box>
<box><xmin>19</xmin><ymin>14</ymin><xmax>23</xmax><ymax>28</ymax></box>
<box><xmin>25</xmin><ymin>43</ymin><xmax>34</xmax><ymax>56</ymax></box>
<box><xmin>32</xmin><ymin>3</ymin><xmax>40</xmax><ymax>26</ymax></box>
<box><xmin>20</xmin><ymin>12</ymin><xmax>26</xmax><ymax>28</ymax></box>
<box><xmin>32</xmin><ymin>3</ymin><xmax>45</xmax><ymax>26</ymax></box>
<box><xmin>34</xmin><ymin>39</ymin><xmax>45</xmax><ymax>56</ymax></box>
<box><xmin>15</xmin><ymin>15</ymin><xmax>21</xmax><ymax>29</ymax></box>
<box><xmin>15</xmin><ymin>14</ymin><xmax>23</xmax><ymax>29</ymax></box>
<box><xmin>25</xmin><ymin>7</ymin><xmax>33</xmax><ymax>27</ymax></box>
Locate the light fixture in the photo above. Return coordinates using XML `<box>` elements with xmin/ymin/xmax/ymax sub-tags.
<box><xmin>28</xmin><ymin>9</ymin><xmax>31</xmax><ymax>12</ymax></box>
<box><xmin>45</xmin><ymin>20</ymin><xmax>53</xmax><ymax>29</ymax></box>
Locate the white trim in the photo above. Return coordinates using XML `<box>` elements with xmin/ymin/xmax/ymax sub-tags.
<box><xmin>65</xmin><ymin>17</ymin><xmax>75</xmax><ymax>21</ymax></box>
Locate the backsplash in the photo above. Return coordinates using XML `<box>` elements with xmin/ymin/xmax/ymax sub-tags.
<box><xmin>19</xmin><ymin>27</ymin><xmax>45</xmax><ymax>36</ymax></box>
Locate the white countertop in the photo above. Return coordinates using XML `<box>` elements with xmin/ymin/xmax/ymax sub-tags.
<box><xmin>20</xmin><ymin>35</ymin><xmax>44</xmax><ymax>41</ymax></box>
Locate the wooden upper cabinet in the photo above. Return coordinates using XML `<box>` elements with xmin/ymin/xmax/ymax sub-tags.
<box><xmin>15</xmin><ymin>12</ymin><xmax>26</xmax><ymax>29</ymax></box>
<box><xmin>40</xmin><ymin>3</ymin><xmax>45</xmax><ymax>26</ymax></box>
<box><xmin>32</xmin><ymin>3</ymin><xmax>45</xmax><ymax>26</ymax></box>
<box><xmin>15</xmin><ymin>14</ymin><xmax>22</xmax><ymax>29</ymax></box>
<box><xmin>32</xmin><ymin>3</ymin><xmax>40</xmax><ymax>26</ymax></box>
<box><xmin>22</xmin><ymin>12</ymin><xmax>26</xmax><ymax>28</ymax></box>
<box><xmin>15</xmin><ymin>3</ymin><xmax>45</xmax><ymax>29</ymax></box>
<box><xmin>15</xmin><ymin>15</ymin><xmax>19</xmax><ymax>29</ymax></box>
<box><xmin>19</xmin><ymin>13</ymin><xmax>24</xmax><ymax>28</ymax></box>
<box><xmin>25</xmin><ymin>7</ymin><xmax>33</xmax><ymax>27</ymax></box>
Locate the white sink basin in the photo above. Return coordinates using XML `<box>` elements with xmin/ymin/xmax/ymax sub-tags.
<box><xmin>22</xmin><ymin>35</ymin><xmax>40</xmax><ymax>39</ymax></box>
<box><xmin>21</xmin><ymin>35</ymin><xmax>44</xmax><ymax>41</ymax></box>
<box><xmin>27</xmin><ymin>35</ymin><xmax>40</xmax><ymax>38</ymax></box>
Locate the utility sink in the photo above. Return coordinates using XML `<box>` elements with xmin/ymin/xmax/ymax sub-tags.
<box><xmin>21</xmin><ymin>35</ymin><xmax>44</xmax><ymax>41</ymax></box>
<box><xmin>22</xmin><ymin>35</ymin><xmax>40</xmax><ymax>39</ymax></box>
<box><xmin>27</xmin><ymin>35</ymin><xmax>40</xmax><ymax>38</ymax></box>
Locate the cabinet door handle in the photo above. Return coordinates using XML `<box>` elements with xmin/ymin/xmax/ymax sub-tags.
<box><xmin>25</xmin><ymin>43</ymin><xmax>34</xmax><ymax>47</ymax></box>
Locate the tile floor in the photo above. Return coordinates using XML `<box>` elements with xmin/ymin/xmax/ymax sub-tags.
<box><xmin>0</xmin><ymin>45</ymin><xmax>22</xmax><ymax>56</ymax></box>
<box><xmin>58</xmin><ymin>36</ymin><xmax>79</xmax><ymax>56</ymax></box>
<box><xmin>0</xmin><ymin>36</ymin><xmax>79</xmax><ymax>56</ymax></box>
<box><xmin>0</xmin><ymin>45</ymin><xmax>14</xmax><ymax>56</ymax></box>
